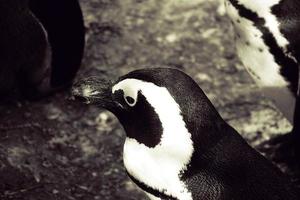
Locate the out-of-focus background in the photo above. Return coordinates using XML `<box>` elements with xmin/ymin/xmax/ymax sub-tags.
<box><xmin>0</xmin><ymin>0</ymin><xmax>296</xmax><ymax>199</ymax></box>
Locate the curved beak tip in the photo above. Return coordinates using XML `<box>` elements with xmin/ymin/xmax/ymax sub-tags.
<box><xmin>71</xmin><ymin>82</ymin><xmax>90</xmax><ymax>104</ymax></box>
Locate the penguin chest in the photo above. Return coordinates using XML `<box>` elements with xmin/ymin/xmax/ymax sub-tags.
<box><xmin>235</xmin><ymin>33</ymin><xmax>287</xmax><ymax>87</ymax></box>
<box><xmin>225</xmin><ymin>0</ymin><xmax>289</xmax><ymax>88</ymax></box>
<box><xmin>123</xmin><ymin>137</ymin><xmax>193</xmax><ymax>200</ymax></box>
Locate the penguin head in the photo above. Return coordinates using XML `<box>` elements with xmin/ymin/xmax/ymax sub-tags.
<box><xmin>72</xmin><ymin>68</ymin><xmax>228</xmax><ymax>198</ymax></box>
<box><xmin>72</xmin><ymin>68</ymin><xmax>225</xmax><ymax>151</ymax></box>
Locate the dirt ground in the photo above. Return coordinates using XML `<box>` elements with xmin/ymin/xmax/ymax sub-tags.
<box><xmin>0</xmin><ymin>0</ymin><xmax>298</xmax><ymax>199</ymax></box>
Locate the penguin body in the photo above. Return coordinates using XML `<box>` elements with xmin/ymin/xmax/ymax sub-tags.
<box><xmin>0</xmin><ymin>0</ymin><xmax>84</xmax><ymax>99</ymax></box>
<box><xmin>224</xmin><ymin>0</ymin><xmax>300</xmax><ymax>122</ymax></box>
<box><xmin>0</xmin><ymin>0</ymin><xmax>51</xmax><ymax>96</ymax></box>
<box><xmin>72</xmin><ymin>68</ymin><xmax>299</xmax><ymax>200</ymax></box>
<box><xmin>29</xmin><ymin>0</ymin><xmax>85</xmax><ymax>89</ymax></box>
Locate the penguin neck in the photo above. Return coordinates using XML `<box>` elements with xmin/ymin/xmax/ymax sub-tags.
<box><xmin>180</xmin><ymin>102</ymin><xmax>228</xmax><ymax>155</ymax></box>
<box><xmin>185</xmin><ymin>122</ymin><xmax>237</xmax><ymax>170</ymax></box>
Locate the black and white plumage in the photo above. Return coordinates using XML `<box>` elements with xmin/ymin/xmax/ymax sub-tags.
<box><xmin>72</xmin><ymin>68</ymin><xmax>298</xmax><ymax>200</ymax></box>
<box><xmin>0</xmin><ymin>0</ymin><xmax>85</xmax><ymax>99</ymax></box>
<box><xmin>224</xmin><ymin>0</ymin><xmax>300</xmax><ymax>159</ymax></box>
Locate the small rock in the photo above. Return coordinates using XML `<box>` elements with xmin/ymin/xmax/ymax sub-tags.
<box><xmin>196</xmin><ymin>73</ymin><xmax>212</xmax><ymax>82</ymax></box>
<box><xmin>52</xmin><ymin>189</ymin><xmax>59</xmax><ymax>194</ymax></box>
<box><xmin>165</xmin><ymin>33</ymin><xmax>178</xmax><ymax>43</ymax></box>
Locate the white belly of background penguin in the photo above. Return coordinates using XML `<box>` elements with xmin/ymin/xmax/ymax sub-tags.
<box><xmin>224</xmin><ymin>0</ymin><xmax>300</xmax><ymax>122</ymax></box>
<box><xmin>72</xmin><ymin>68</ymin><xmax>299</xmax><ymax>200</ymax></box>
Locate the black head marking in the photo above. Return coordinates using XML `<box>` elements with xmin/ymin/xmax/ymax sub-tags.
<box><xmin>113</xmin><ymin>89</ymin><xmax>163</xmax><ymax>148</ymax></box>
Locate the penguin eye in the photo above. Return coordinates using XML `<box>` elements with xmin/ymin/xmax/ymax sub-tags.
<box><xmin>125</xmin><ymin>96</ymin><xmax>136</xmax><ymax>106</ymax></box>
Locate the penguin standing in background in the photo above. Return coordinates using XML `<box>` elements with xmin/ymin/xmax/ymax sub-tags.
<box><xmin>224</xmin><ymin>0</ymin><xmax>300</xmax><ymax>159</ymax></box>
<box><xmin>0</xmin><ymin>0</ymin><xmax>85</xmax><ymax>100</ymax></box>
<box><xmin>72</xmin><ymin>68</ymin><xmax>299</xmax><ymax>200</ymax></box>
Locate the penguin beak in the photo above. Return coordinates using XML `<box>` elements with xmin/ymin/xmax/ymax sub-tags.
<box><xmin>71</xmin><ymin>77</ymin><xmax>117</xmax><ymax>112</ymax></box>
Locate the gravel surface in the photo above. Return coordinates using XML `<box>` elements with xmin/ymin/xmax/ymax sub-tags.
<box><xmin>0</xmin><ymin>0</ymin><xmax>298</xmax><ymax>199</ymax></box>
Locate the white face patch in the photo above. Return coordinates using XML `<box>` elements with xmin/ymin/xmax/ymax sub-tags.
<box><xmin>112</xmin><ymin>79</ymin><xmax>138</xmax><ymax>107</ymax></box>
<box><xmin>225</xmin><ymin>0</ymin><xmax>296</xmax><ymax>121</ymax></box>
<box><xmin>112</xmin><ymin>79</ymin><xmax>194</xmax><ymax>200</ymax></box>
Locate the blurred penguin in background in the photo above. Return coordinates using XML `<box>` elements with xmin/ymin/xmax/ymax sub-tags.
<box><xmin>224</xmin><ymin>0</ymin><xmax>300</xmax><ymax>161</ymax></box>
<box><xmin>0</xmin><ymin>0</ymin><xmax>85</xmax><ymax>100</ymax></box>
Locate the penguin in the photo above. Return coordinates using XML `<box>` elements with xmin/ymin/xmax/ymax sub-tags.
<box><xmin>72</xmin><ymin>68</ymin><xmax>299</xmax><ymax>200</ymax></box>
<box><xmin>0</xmin><ymin>0</ymin><xmax>85</xmax><ymax>100</ymax></box>
<box><xmin>223</xmin><ymin>0</ymin><xmax>300</xmax><ymax>158</ymax></box>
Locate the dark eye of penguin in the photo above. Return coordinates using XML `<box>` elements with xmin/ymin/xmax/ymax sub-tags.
<box><xmin>125</xmin><ymin>96</ymin><xmax>135</xmax><ymax>105</ymax></box>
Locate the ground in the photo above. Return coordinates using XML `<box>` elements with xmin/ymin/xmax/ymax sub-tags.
<box><xmin>0</xmin><ymin>0</ymin><xmax>298</xmax><ymax>199</ymax></box>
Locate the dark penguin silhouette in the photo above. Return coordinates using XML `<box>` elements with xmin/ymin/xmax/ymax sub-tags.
<box><xmin>72</xmin><ymin>68</ymin><xmax>299</xmax><ymax>200</ymax></box>
<box><xmin>224</xmin><ymin>0</ymin><xmax>300</xmax><ymax>160</ymax></box>
<box><xmin>0</xmin><ymin>0</ymin><xmax>85</xmax><ymax>99</ymax></box>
